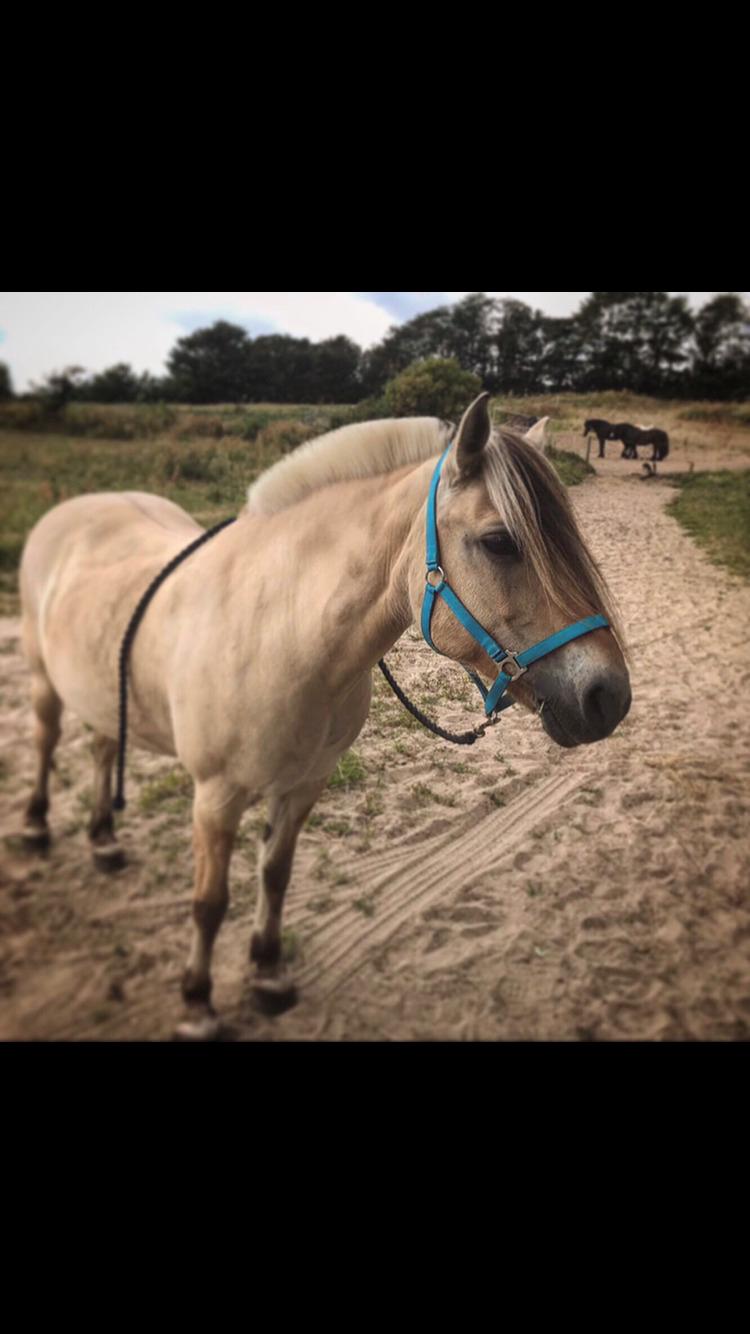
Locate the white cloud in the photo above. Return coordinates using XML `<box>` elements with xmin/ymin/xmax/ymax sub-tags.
<box><xmin>0</xmin><ymin>292</ymin><xmax>394</xmax><ymax>392</ymax></box>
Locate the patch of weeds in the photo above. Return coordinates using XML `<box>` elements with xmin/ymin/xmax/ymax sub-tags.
<box><xmin>488</xmin><ymin>790</ymin><xmax>507</xmax><ymax>808</ymax></box>
<box><xmin>322</xmin><ymin>818</ymin><xmax>352</xmax><ymax>837</ymax></box>
<box><xmin>76</xmin><ymin>790</ymin><xmax>94</xmax><ymax>814</ymax></box>
<box><xmin>411</xmin><ymin>783</ymin><xmax>456</xmax><ymax>808</ymax></box>
<box><xmin>309</xmin><ymin>894</ymin><xmax>335</xmax><ymax>914</ymax></box>
<box><xmin>526</xmin><ymin>882</ymin><xmax>544</xmax><ymax>898</ymax></box>
<box><xmin>578</xmin><ymin>786</ymin><xmax>602</xmax><ymax>806</ymax></box>
<box><xmin>138</xmin><ymin>767</ymin><xmax>194</xmax><ymax>814</ymax></box>
<box><xmin>328</xmin><ymin>749</ymin><xmax>366</xmax><ymax>791</ymax></box>
<box><xmin>361</xmin><ymin>791</ymin><xmax>384</xmax><ymax>818</ymax></box>
<box><xmin>353</xmin><ymin>895</ymin><xmax>376</xmax><ymax>918</ymax></box>
<box><xmin>306</xmin><ymin>812</ymin><xmax>325</xmax><ymax>829</ymax></box>
<box><xmin>313</xmin><ymin>850</ymin><xmax>335</xmax><ymax>882</ymax></box>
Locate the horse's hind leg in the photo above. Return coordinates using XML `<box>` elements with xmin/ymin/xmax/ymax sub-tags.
<box><xmin>176</xmin><ymin>779</ymin><xmax>247</xmax><ymax>1041</ymax></box>
<box><xmin>250</xmin><ymin>779</ymin><xmax>325</xmax><ymax>1014</ymax></box>
<box><xmin>88</xmin><ymin>734</ymin><xmax>125</xmax><ymax>871</ymax></box>
<box><xmin>22</xmin><ymin>666</ymin><xmax>63</xmax><ymax>850</ymax></box>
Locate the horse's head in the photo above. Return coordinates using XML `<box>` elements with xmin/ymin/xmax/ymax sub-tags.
<box><xmin>407</xmin><ymin>394</ymin><xmax>631</xmax><ymax>747</ymax></box>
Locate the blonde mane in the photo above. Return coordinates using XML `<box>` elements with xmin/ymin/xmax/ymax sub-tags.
<box><xmin>245</xmin><ymin>416</ymin><xmax>452</xmax><ymax>515</ymax></box>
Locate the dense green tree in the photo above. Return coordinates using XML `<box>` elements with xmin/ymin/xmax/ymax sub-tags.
<box><xmin>310</xmin><ymin>336</ymin><xmax>361</xmax><ymax>403</ymax></box>
<box><xmin>537</xmin><ymin>317</ymin><xmax>587</xmax><ymax>392</ymax></box>
<box><xmin>167</xmin><ymin>320</ymin><xmax>251</xmax><ymax>403</ymax></box>
<box><xmin>80</xmin><ymin>362</ymin><xmax>141</xmax><ymax>403</ymax></box>
<box><xmin>0</xmin><ymin>361</ymin><xmax>13</xmax><ymax>400</ymax></box>
<box><xmin>690</xmin><ymin>294</ymin><xmax>750</xmax><ymax>398</ymax></box>
<box><xmin>244</xmin><ymin>335</ymin><xmax>311</xmax><ymax>403</ymax></box>
<box><xmin>439</xmin><ymin>293</ymin><xmax>498</xmax><ymax>382</ymax></box>
<box><xmin>358</xmin><ymin>305</ymin><xmax>455</xmax><ymax>395</ymax></box>
<box><xmin>491</xmin><ymin>299</ymin><xmax>546</xmax><ymax>394</ymax></box>
<box><xmin>575</xmin><ymin>292</ymin><xmax>694</xmax><ymax>393</ymax></box>
<box><xmin>31</xmin><ymin>366</ymin><xmax>87</xmax><ymax>411</ymax></box>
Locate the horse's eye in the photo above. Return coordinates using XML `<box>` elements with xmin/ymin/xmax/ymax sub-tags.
<box><xmin>481</xmin><ymin>532</ymin><xmax>520</xmax><ymax>559</ymax></box>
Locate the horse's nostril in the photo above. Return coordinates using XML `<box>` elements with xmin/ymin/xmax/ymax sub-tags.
<box><xmin>584</xmin><ymin>678</ymin><xmax>630</xmax><ymax>733</ymax></box>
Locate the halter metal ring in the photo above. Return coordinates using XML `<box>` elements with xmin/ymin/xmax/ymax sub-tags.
<box><xmin>426</xmin><ymin>566</ymin><xmax>445</xmax><ymax>588</ymax></box>
<box><xmin>498</xmin><ymin>652</ymin><xmax>527</xmax><ymax>681</ymax></box>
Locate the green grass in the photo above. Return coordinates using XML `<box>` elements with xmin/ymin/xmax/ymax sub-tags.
<box><xmin>328</xmin><ymin>749</ymin><xmax>366</xmax><ymax>790</ymax></box>
<box><xmin>544</xmin><ymin>445</ymin><xmax>596</xmax><ymax>487</ymax></box>
<box><xmin>138</xmin><ymin>767</ymin><xmax>194</xmax><ymax>814</ymax></box>
<box><xmin>667</xmin><ymin>470</ymin><xmax>750</xmax><ymax>580</ymax></box>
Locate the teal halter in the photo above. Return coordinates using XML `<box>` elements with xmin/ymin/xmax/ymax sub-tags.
<box><xmin>421</xmin><ymin>447</ymin><xmax>609</xmax><ymax>717</ymax></box>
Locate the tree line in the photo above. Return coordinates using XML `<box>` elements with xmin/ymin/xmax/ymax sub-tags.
<box><xmin>2</xmin><ymin>292</ymin><xmax>748</xmax><ymax>407</ymax></box>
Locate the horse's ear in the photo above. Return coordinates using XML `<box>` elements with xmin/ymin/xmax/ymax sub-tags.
<box><xmin>453</xmin><ymin>392</ymin><xmax>492</xmax><ymax>479</ymax></box>
<box><xmin>524</xmin><ymin>416</ymin><xmax>549</xmax><ymax>450</ymax></box>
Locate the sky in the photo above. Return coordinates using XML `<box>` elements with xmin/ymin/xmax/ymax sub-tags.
<box><xmin>0</xmin><ymin>292</ymin><xmax>743</xmax><ymax>393</ymax></box>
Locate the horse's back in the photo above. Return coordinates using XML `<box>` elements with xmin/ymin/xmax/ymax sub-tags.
<box><xmin>21</xmin><ymin>492</ymin><xmax>201</xmax><ymax>612</ymax></box>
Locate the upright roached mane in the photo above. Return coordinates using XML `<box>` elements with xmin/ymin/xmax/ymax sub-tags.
<box><xmin>246</xmin><ymin>414</ymin><xmax>624</xmax><ymax>647</ymax></box>
<box><xmin>245</xmin><ymin>417</ymin><xmax>454</xmax><ymax>515</ymax></box>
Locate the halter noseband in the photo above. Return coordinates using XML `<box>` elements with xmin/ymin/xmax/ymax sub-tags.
<box><xmin>421</xmin><ymin>446</ymin><xmax>609</xmax><ymax>716</ymax></box>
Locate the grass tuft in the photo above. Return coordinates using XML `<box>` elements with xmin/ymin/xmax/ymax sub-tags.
<box><xmin>667</xmin><ymin>470</ymin><xmax>750</xmax><ymax>580</ymax></box>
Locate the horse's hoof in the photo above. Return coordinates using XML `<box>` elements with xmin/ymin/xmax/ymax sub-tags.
<box><xmin>174</xmin><ymin>1014</ymin><xmax>223</xmax><ymax>1042</ymax></box>
<box><xmin>92</xmin><ymin>842</ymin><xmax>126</xmax><ymax>872</ymax></box>
<box><xmin>251</xmin><ymin>974</ymin><xmax>299</xmax><ymax>1016</ymax></box>
<box><xmin>21</xmin><ymin>825</ymin><xmax>50</xmax><ymax>852</ymax></box>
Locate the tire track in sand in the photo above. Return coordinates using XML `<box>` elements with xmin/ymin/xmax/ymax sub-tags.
<box><xmin>293</xmin><ymin>768</ymin><xmax>583</xmax><ymax>998</ymax></box>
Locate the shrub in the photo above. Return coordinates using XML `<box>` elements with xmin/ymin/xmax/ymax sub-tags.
<box><xmin>255</xmin><ymin>419</ymin><xmax>312</xmax><ymax>454</ymax></box>
<box><xmin>383</xmin><ymin>358</ymin><xmax>482</xmax><ymax>420</ymax></box>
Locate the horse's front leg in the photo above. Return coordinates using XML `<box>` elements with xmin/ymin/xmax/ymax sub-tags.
<box><xmin>250</xmin><ymin>779</ymin><xmax>326</xmax><ymax>1014</ymax></box>
<box><xmin>176</xmin><ymin>779</ymin><xmax>247</xmax><ymax>1041</ymax></box>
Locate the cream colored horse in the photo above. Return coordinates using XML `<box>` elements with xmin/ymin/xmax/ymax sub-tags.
<box><xmin>19</xmin><ymin>394</ymin><xmax>631</xmax><ymax>1038</ymax></box>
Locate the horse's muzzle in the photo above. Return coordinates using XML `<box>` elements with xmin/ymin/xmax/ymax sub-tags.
<box><xmin>537</xmin><ymin>670</ymin><xmax>632</xmax><ymax>748</ymax></box>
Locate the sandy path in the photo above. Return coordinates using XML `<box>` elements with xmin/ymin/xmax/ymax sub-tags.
<box><xmin>1</xmin><ymin>461</ymin><xmax>749</xmax><ymax>1041</ymax></box>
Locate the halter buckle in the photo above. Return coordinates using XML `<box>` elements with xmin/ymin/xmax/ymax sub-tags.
<box><xmin>497</xmin><ymin>652</ymin><xmax>527</xmax><ymax>681</ymax></box>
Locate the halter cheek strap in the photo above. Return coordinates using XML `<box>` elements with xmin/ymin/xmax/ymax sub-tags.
<box><xmin>422</xmin><ymin>446</ymin><xmax>609</xmax><ymax>717</ymax></box>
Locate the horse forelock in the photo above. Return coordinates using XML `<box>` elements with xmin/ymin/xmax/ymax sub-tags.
<box><xmin>482</xmin><ymin>428</ymin><xmax>625</xmax><ymax>648</ymax></box>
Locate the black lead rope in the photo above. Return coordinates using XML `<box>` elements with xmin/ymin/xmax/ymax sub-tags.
<box><xmin>113</xmin><ymin>515</ymin><xmax>494</xmax><ymax>814</ymax></box>
<box><xmin>376</xmin><ymin>659</ymin><xmax>495</xmax><ymax>746</ymax></box>
<box><xmin>113</xmin><ymin>518</ymin><xmax>236</xmax><ymax>811</ymax></box>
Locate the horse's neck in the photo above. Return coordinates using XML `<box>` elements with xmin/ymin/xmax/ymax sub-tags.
<box><xmin>235</xmin><ymin>457</ymin><xmax>435</xmax><ymax>690</ymax></box>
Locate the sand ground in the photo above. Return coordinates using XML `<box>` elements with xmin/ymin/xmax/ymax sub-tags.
<box><xmin>1</xmin><ymin>435</ymin><xmax>749</xmax><ymax>1041</ymax></box>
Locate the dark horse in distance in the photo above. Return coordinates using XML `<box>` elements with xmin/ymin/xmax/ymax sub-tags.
<box><xmin>608</xmin><ymin>423</ymin><xmax>670</xmax><ymax>462</ymax></box>
<box><xmin>583</xmin><ymin>419</ymin><xmax>614</xmax><ymax>459</ymax></box>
